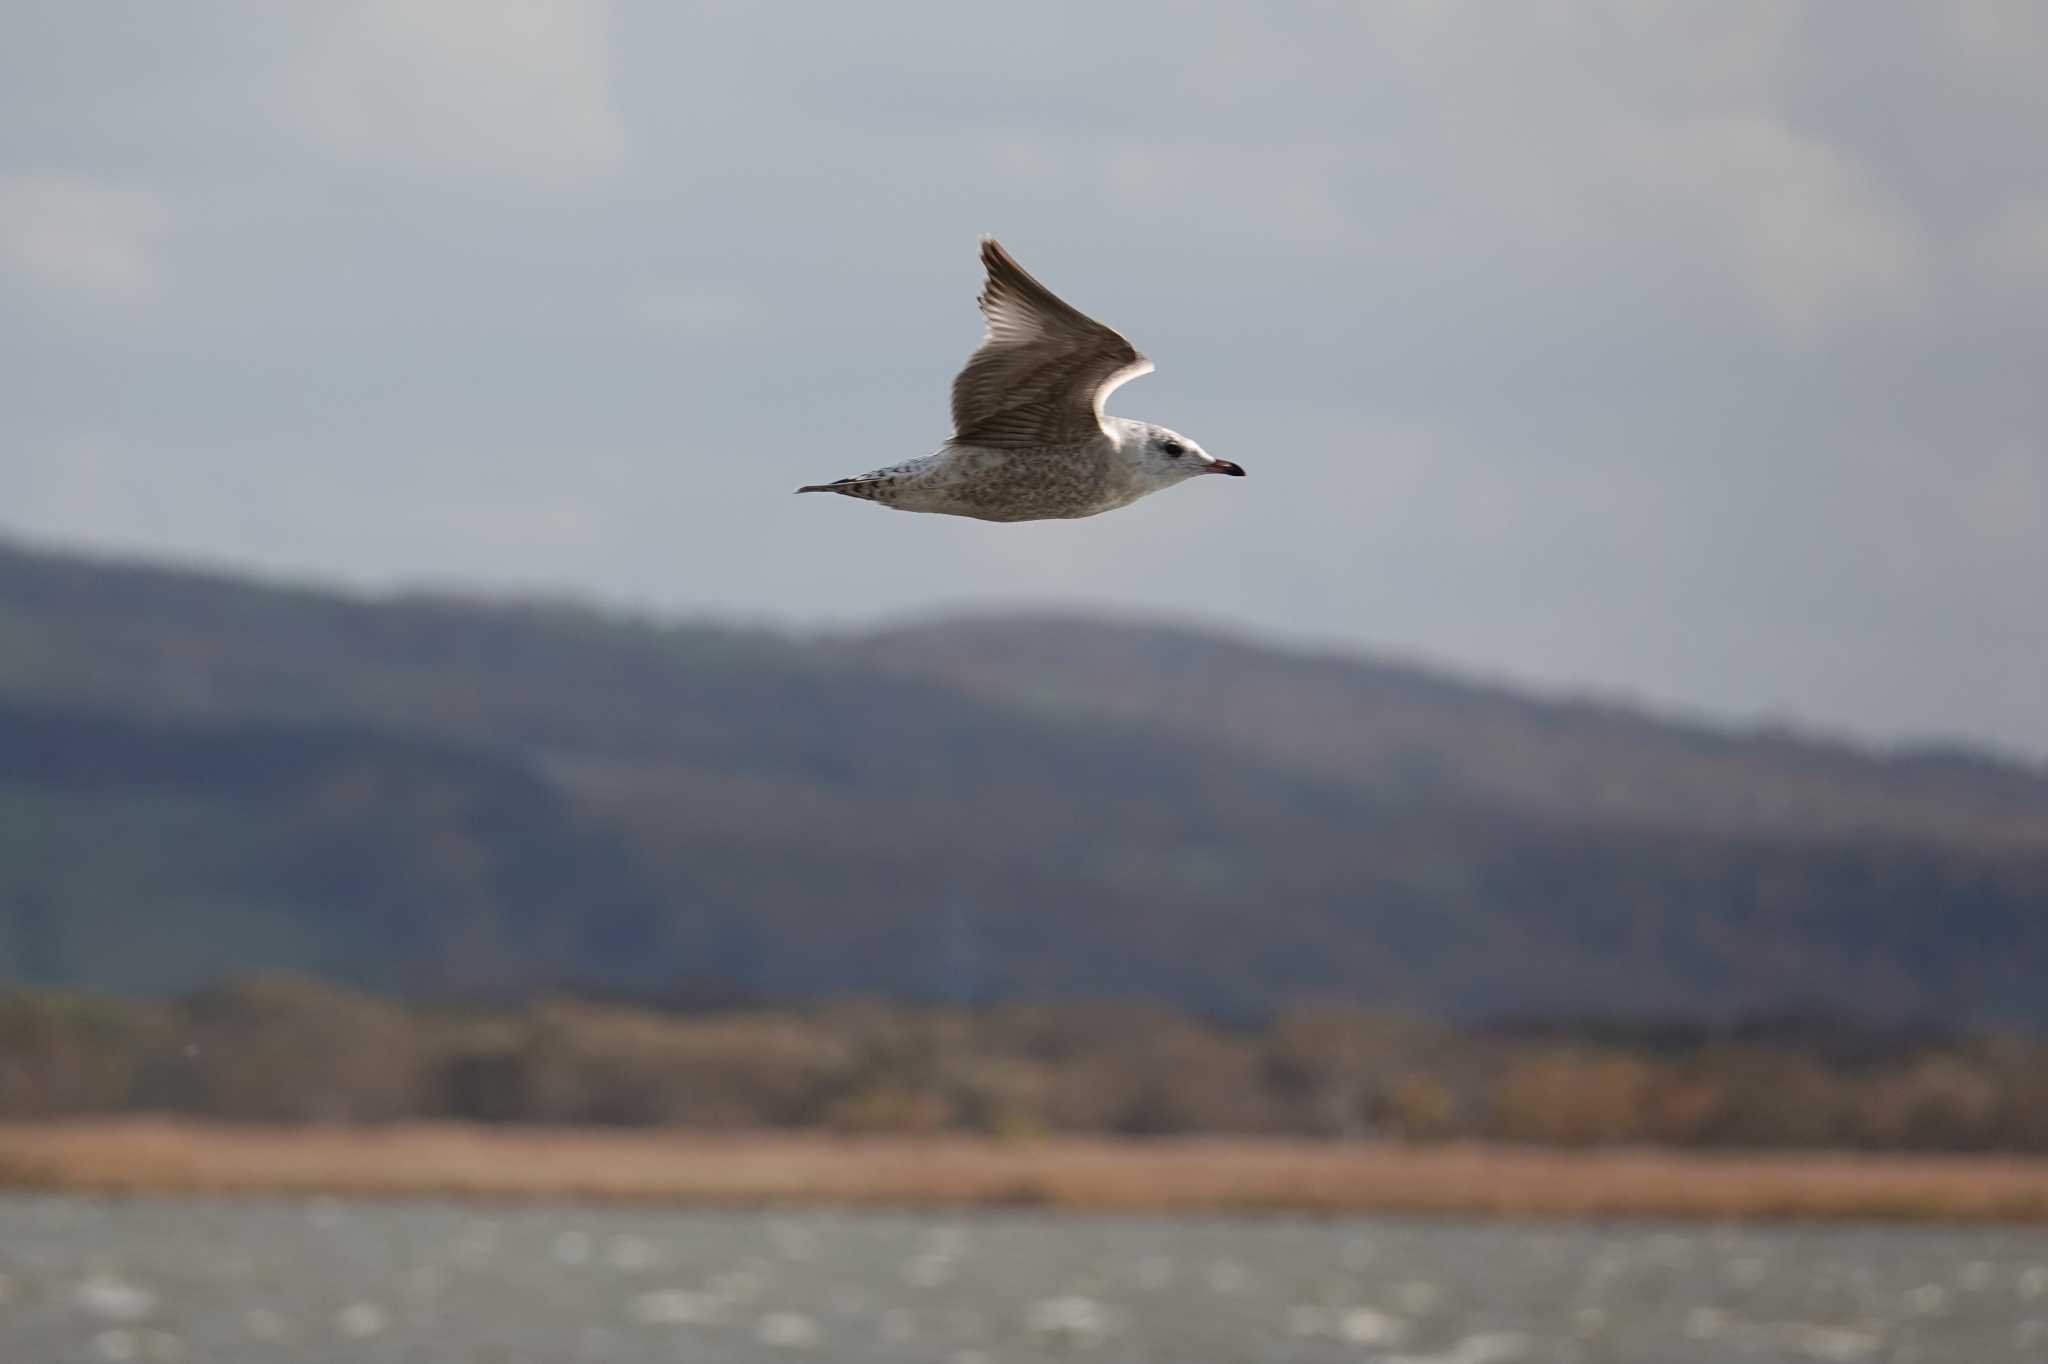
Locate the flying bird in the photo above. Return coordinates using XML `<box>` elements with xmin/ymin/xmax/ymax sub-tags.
<box><xmin>797</xmin><ymin>237</ymin><xmax>1243</xmax><ymax>521</ymax></box>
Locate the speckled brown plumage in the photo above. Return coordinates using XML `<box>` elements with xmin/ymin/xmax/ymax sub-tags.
<box><xmin>796</xmin><ymin>237</ymin><xmax>1244</xmax><ymax>522</ymax></box>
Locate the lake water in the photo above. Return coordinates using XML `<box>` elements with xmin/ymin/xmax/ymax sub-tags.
<box><xmin>2</xmin><ymin>1196</ymin><xmax>2046</xmax><ymax>1363</ymax></box>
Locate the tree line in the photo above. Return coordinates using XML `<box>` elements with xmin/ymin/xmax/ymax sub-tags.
<box><xmin>2</xmin><ymin>974</ymin><xmax>2044</xmax><ymax>1151</ymax></box>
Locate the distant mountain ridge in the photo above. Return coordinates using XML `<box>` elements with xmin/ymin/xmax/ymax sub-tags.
<box><xmin>2</xmin><ymin>536</ymin><xmax>2045</xmax><ymax>1023</ymax></box>
<box><xmin>853</xmin><ymin>614</ymin><xmax>2048</xmax><ymax>850</ymax></box>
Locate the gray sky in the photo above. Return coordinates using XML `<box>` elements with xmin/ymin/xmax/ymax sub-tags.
<box><xmin>5</xmin><ymin>1</ymin><xmax>2046</xmax><ymax>756</ymax></box>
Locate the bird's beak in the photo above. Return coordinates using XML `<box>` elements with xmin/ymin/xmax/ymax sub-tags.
<box><xmin>1204</xmin><ymin>459</ymin><xmax>1246</xmax><ymax>477</ymax></box>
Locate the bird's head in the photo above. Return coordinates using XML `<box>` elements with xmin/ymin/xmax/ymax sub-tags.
<box><xmin>1129</xmin><ymin>423</ymin><xmax>1245</xmax><ymax>491</ymax></box>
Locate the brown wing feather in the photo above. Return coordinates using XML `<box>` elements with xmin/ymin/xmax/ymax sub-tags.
<box><xmin>949</xmin><ymin>238</ymin><xmax>1152</xmax><ymax>449</ymax></box>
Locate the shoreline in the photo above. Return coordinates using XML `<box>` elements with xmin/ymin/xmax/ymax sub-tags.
<box><xmin>5</xmin><ymin>1121</ymin><xmax>2048</xmax><ymax>1222</ymax></box>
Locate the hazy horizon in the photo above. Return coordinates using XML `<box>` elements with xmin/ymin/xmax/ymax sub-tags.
<box><xmin>7</xmin><ymin>2</ymin><xmax>2045</xmax><ymax>757</ymax></box>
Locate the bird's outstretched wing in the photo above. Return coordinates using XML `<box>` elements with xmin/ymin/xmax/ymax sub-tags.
<box><xmin>949</xmin><ymin>237</ymin><xmax>1152</xmax><ymax>449</ymax></box>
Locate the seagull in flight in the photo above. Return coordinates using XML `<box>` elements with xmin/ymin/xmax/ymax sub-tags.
<box><xmin>798</xmin><ymin>237</ymin><xmax>1244</xmax><ymax>522</ymax></box>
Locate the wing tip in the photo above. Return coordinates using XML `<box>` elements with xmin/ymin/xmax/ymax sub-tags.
<box><xmin>978</xmin><ymin>235</ymin><xmax>1013</xmax><ymax>280</ymax></box>
<box><xmin>976</xmin><ymin>235</ymin><xmax>1016</xmax><ymax>322</ymax></box>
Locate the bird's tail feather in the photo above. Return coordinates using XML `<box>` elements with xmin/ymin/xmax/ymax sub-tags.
<box><xmin>796</xmin><ymin>477</ymin><xmax>881</xmax><ymax>495</ymax></box>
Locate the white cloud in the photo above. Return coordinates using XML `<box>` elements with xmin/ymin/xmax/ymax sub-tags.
<box><xmin>287</xmin><ymin>0</ymin><xmax>629</xmax><ymax>186</ymax></box>
<box><xmin>0</xmin><ymin>176</ymin><xmax>168</xmax><ymax>305</ymax></box>
<box><xmin>1603</xmin><ymin>114</ymin><xmax>1922</xmax><ymax>339</ymax></box>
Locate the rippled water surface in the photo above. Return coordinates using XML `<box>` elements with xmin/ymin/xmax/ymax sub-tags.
<box><xmin>4</xmin><ymin>1195</ymin><xmax>2047</xmax><ymax>1362</ymax></box>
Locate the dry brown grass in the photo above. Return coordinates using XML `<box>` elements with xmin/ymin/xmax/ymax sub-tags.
<box><xmin>4</xmin><ymin>1120</ymin><xmax>2048</xmax><ymax>1221</ymax></box>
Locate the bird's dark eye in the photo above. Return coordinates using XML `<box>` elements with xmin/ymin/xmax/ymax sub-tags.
<box><xmin>1161</xmin><ymin>440</ymin><xmax>1185</xmax><ymax>458</ymax></box>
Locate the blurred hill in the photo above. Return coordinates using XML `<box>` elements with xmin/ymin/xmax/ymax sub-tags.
<box><xmin>3</xmin><ymin>536</ymin><xmax>2046</xmax><ymax>1022</ymax></box>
